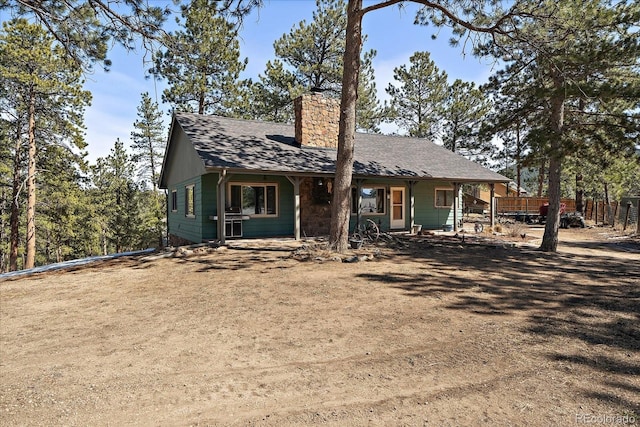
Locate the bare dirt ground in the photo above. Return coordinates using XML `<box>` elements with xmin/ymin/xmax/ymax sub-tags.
<box><xmin>1</xmin><ymin>224</ymin><xmax>638</xmax><ymax>426</ymax></box>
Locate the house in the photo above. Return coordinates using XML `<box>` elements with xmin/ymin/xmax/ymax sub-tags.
<box><xmin>158</xmin><ymin>93</ymin><xmax>509</xmax><ymax>245</ymax></box>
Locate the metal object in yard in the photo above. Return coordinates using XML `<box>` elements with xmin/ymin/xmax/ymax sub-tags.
<box><xmin>560</xmin><ymin>211</ymin><xmax>586</xmax><ymax>229</ymax></box>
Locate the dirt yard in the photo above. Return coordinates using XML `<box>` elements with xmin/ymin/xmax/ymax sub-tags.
<box><xmin>1</xmin><ymin>225</ymin><xmax>638</xmax><ymax>426</ymax></box>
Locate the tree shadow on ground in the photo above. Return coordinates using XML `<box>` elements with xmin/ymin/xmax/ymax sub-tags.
<box><xmin>559</xmin><ymin>238</ymin><xmax>640</xmax><ymax>254</ymax></box>
<box><xmin>358</xmin><ymin>242</ymin><xmax>640</xmax><ymax>411</ymax></box>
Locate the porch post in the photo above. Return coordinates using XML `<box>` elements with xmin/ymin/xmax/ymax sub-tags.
<box><xmin>217</xmin><ymin>170</ymin><xmax>229</xmax><ymax>244</ymax></box>
<box><xmin>453</xmin><ymin>182</ymin><xmax>460</xmax><ymax>232</ymax></box>
<box><xmin>489</xmin><ymin>183</ymin><xmax>496</xmax><ymax>229</ymax></box>
<box><xmin>408</xmin><ymin>181</ymin><xmax>416</xmax><ymax>230</ymax></box>
<box><xmin>356</xmin><ymin>179</ymin><xmax>363</xmax><ymax>230</ymax></box>
<box><xmin>286</xmin><ymin>176</ymin><xmax>302</xmax><ymax>240</ymax></box>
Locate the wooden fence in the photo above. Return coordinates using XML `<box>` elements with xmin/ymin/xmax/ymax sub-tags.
<box><xmin>584</xmin><ymin>199</ymin><xmax>639</xmax><ymax>229</ymax></box>
<box><xmin>495</xmin><ymin>197</ymin><xmax>639</xmax><ymax>230</ymax></box>
<box><xmin>496</xmin><ymin>197</ymin><xmax>576</xmax><ymax>215</ymax></box>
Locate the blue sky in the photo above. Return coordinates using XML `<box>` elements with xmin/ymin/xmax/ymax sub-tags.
<box><xmin>82</xmin><ymin>0</ymin><xmax>498</xmax><ymax>162</ymax></box>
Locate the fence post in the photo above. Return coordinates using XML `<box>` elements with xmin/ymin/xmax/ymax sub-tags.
<box><xmin>611</xmin><ymin>202</ymin><xmax>617</xmax><ymax>228</ymax></box>
<box><xmin>623</xmin><ymin>201</ymin><xmax>632</xmax><ymax>231</ymax></box>
<box><xmin>636</xmin><ymin>201</ymin><xmax>640</xmax><ymax>234</ymax></box>
<box><xmin>595</xmin><ymin>202</ymin><xmax>598</xmax><ymax>225</ymax></box>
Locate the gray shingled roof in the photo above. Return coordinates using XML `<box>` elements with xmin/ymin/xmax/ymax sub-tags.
<box><xmin>174</xmin><ymin>112</ymin><xmax>509</xmax><ymax>182</ymax></box>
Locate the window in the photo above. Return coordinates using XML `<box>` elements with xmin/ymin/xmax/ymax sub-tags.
<box><xmin>185</xmin><ymin>184</ymin><xmax>195</xmax><ymax>217</ymax></box>
<box><xmin>435</xmin><ymin>188</ymin><xmax>454</xmax><ymax>208</ymax></box>
<box><xmin>229</xmin><ymin>183</ymin><xmax>277</xmax><ymax>216</ymax></box>
<box><xmin>311</xmin><ymin>177</ymin><xmax>332</xmax><ymax>204</ymax></box>
<box><xmin>351</xmin><ymin>187</ymin><xmax>385</xmax><ymax>215</ymax></box>
<box><xmin>171</xmin><ymin>190</ymin><xmax>178</xmax><ymax>212</ymax></box>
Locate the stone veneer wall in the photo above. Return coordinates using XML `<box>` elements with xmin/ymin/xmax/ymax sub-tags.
<box><xmin>300</xmin><ymin>177</ymin><xmax>332</xmax><ymax>236</ymax></box>
<box><xmin>294</xmin><ymin>93</ymin><xmax>340</xmax><ymax>148</ymax></box>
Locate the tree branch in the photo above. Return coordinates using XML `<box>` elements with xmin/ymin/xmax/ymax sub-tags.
<box><xmin>361</xmin><ymin>0</ymin><xmax>405</xmax><ymax>15</ymax></box>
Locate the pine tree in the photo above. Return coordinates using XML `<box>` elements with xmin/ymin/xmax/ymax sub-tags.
<box><xmin>2</xmin><ymin>0</ymin><xmax>170</xmax><ymax>70</ymax></box>
<box><xmin>356</xmin><ymin>50</ymin><xmax>382</xmax><ymax>133</ymax></box>
<box><xmin>0</xmin><ymin>19</ymin><xmax>91</xmax><ymax>269</ymax></box>
<box><xmin>150</xmin><ymin>0</ymin><xmax>247</xmax><ymax>115</ymax></box>
<box><xmin>0</xmin><ymin>119</ymin><xmax>13</xmax><ymax>272</ymax></box>
<box><xmin>36</xmin><ymin>144</ymin><xmax>95</xmax><ymax>264</ymax></box>
<box><xmin>476</xmin><ymin>0</ymin><xmax>640</xmax><ymax>251</ymax></box>
<box><xmin>329</xmin><ymin>0</ymin><xmax>543</xmax><ymax>251</ymax></box>
<box><xmin>236</xmin><ymin>60</ymin><xmax>304</xmax><ymax>123</ymax></box>
<box><xmin>91</xmin><ymin>139</ymin><xmax>141</xmax><ymax>254</ymax></box>
<box><xmin>131</xmin><ymin>92</ymin><xmax>165</xmax><ymax>191</ymax></box>
<box><xmin>130</xmin><ymin>92</ymin><xmax>166</xmax><ymax>248</ymax></box>
<box><xmin>440</xmin><ymin>80</ymin><xmax>493</xmax><ymax>165</ymax></box>
<box><xmin>385</xmin><ymin>51</ymin><xmax>449</xmax><ymax>138</ymax></box>
<box><xmin>274</xmin><ymin>0</ymin><xmax>346</xmax><ymax>94</ymax></box>
<box><xmin>245</xmin><ymin>0</ymin><xmax>382</xmax><ymax>129</ymax></box>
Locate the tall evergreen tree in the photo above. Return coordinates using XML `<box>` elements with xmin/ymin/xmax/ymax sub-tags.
<box><xmin>36</xmin><ymin>144</ymin><xmax>95</xmax><ymax>264</ymax></box>
<box><xmin>130</xmin><ymin>92</ymin><xmax>166</xmax><ymax>248</ymax></box>
<box><xmin>0</xmin><ymin>118</ymin><xmax>13</xmax><ymax>272</ymax></box>
<box><xmin>150</xmin><ymin>0</ymin><xmax>247</xmax><ymax>115</ymax></box>
<box><xmin>0</xmin><ymin>19</ymin><xmax>91</xmax><ymax>269</ymax></box>
<box><xmin>130</xmin><ymin>92</ymin><xmax>165</xmax><ymax>190</ymax></box>
<box><xmin>356</xmin><ymin>50</ymin><xmax>382</xmax><ymax>133</ymax></box>
<box><xmin>477</xmin><ymin>0</ymin><xmax>640</xmax><ymax>251</ymax></box>
<box><xmin>481</xmin><ymin>67</ymin><xmax>539</xmax><ymax>196</ymax></box>
<box><xmin>273</xmin><ymin>0</ymin><xmax>347</xmax><ymax>94</ymax></box>
<box><xmin>234</xmin><ymin>59</ymin><xmax>304</xmax><ymax>123</ymax></box>
<box><xmin>385</xmin><ymin>51</ymin><xmax>448</xmax><ymax>138</ymax></box>
<box><xmin>329</xmin><ymin>0</ymin><xmax>544</xmax><ymax>251</ymax></box>
<box><xmin>245</xmin><ymin>0</ymin><xmax>382</xmax><ymax>129</ymax></box>
<box><xmin>440</xmin><ymin>79</ymin><xmax>493</xmax><ymax>165</ymax></box>
<box><xmin>91</xmin><ymin>139</ymin><xmax>141</xmax><ymax>254</ymax></box>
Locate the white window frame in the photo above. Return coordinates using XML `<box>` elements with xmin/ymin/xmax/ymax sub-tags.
<box><xmin>435</xmin><ymin>187</ymin><xmax>454</xmax><ymax>208</ymax></box>
<box><xmin>185</xmin><ymin>184</ymin><xmax>195</xmax><ymax>218</ymax></box>
<box><xmin>228</xmin><ymin>182</ymin><xmax>279</xmax><ymax>218</ymax></box>
<box><xmin>351</xmin><ymin>186</ymin><xmax>386</xmax><ymax>216</ymax></box>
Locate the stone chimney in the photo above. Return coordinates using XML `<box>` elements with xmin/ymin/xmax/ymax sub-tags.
<box><xmin>294</xmin><ymin>91</ymin><xmax>340</xmax><ymax>148</ymax></box>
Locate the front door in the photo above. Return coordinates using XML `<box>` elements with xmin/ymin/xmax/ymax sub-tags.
<box><xmin>390</xmin><ymin>187</ymin><xmax>405</xmax><ymax>229</ymax></box>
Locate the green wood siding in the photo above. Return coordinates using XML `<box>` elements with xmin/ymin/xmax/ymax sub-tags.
<box><xmin>167</xmin><ymin>176</ymin><xmax>205</xmax><ymax>243</ymax></box>
<box><xmin>167</xmin><ymin>173</ymin><xmax>463</xmax><ymax>242</ymax></box>
<box><xmin>226</xmin><ymin>175</ymin><xmax>294</xmax><ymax>238</ymax></box>
<box><xmin>413</xmin><ymin>181</ymin><xmax>462</xmax><ymax>229</ymax></box>
<box><xmin>161</xmin><ymin>125</ymin><xmax>206</xmax><ymax>188</ymax></box>
<box><xmin>201</xmin><ymin>173</ymin><xmax>218</xmax><ymax>240</ymax></box>
<box><xmin>168</xmin><ymin>173</ymin><xmax>296</xmax><ymax>242</ymax></box>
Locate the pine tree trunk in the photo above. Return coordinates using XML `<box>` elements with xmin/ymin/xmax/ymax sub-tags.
<box><xmin>198</xmin><ymin>92</ymin><xmax>205</xmax><ymax>115</ymax></box>
<box><xmin>575</xmin><ymin>173</ymin><xmax>584</xmax><ymax>214</ymax></box>
<box><xmin>604</xmin><ymin>182</ymin><xmax>612</xmax><ymax>225</ymax></box>
<box><xmin>9</xmin><ymin>124</ymin><xmax>22</xmax><ymax>271</ymax></box>
<box><xmin>540</xmin><ymin>154</ymin><xmax>562</xmax><ymax>252</ymax></box>
<box><xmin>148</xmin><ymin>136</ymin><xmax>158</xmax><ymax>192</ymax></box>
<box><xmin>25</xmin><ymin>88</ymin><xmax>37</xmax><ymax>269</ymax></box>
<box><xmin>329</xmin><ymin>0</ymin><xmax>362</xmax><ymax>252</ymax></box>
<box><xmin>537</xmin><ymin>160</ymin><xmax>545</xmax><ymax>197</ymax></box>
<box><xmin>516</xmin><ymin>123</ymin><xmax>522</xmax><ymax>195</ymax></box>
<box><xmin>540</xmin><ymin>75</ymin><xmax>565</xmax><ymax>252</ymax></box>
